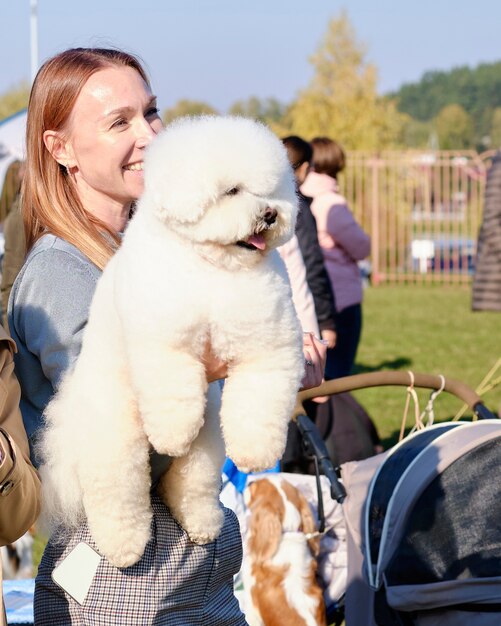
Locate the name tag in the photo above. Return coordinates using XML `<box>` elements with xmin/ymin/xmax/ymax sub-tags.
<box><xmin>51</xmin><ymin>542</ymin><xmax>102</xmax><ymax>605</ymax></box>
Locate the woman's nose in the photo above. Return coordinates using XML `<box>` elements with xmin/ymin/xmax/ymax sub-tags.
<box><xmin>136</xmin><ymin>118</ymin><xmax>157</xmax><ymax>148</ymax></box>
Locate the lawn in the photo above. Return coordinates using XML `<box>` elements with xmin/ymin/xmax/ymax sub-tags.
<box><xmin>351</xmin><ymin>284</ymin><xmax>501</xmax><ymax>448</ymax></box>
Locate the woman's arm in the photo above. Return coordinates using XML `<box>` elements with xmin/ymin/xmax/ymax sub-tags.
<box><xmin>326</xmin><ymin>202</ymin><xmax>371</xmax><ymax>261</ymax></box>
<box><xmin>10</xmin><ymin>246</ymin><xmax>101</xmax><ymax>390</ymax></box>
<box><xmin>0</xmin><ymin>332</ymin><xmax>41</xmax><ymax>545</ymax></box>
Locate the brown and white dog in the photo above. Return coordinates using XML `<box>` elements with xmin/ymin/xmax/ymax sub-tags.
<box><xmin>243</xmin><ymin>477</ymin><xmax>327</xmax><ymax>626</ymax></box>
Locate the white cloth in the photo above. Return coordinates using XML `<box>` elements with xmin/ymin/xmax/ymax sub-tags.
<box><xmin>278</xmin><ymin>235</ymin><xmax>320</xmax><ymax>337</ymax></box>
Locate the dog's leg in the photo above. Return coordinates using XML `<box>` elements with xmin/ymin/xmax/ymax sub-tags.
<box><xmin>220</xmin><ymin>355</ymin><xmax>302</xmax><ymax>473</ymax></box>
<box><xmin>79</xmin><ymin>424</ymin><xmax>152</xmax><ymax>568</ymax></box>
<box><xmin>129</xmin><ymin>346</ymin><xmax>208</xmax><ymax>457</ymax></box>
<box><xmin>75</xmin><ymin>366</ymin><xmax>153</xmax><ymax>569</ymax></box>
<box><xmin>157</xmin><ymin>383</ymin><xmax>225</xmax><ymax>543</ymax></box>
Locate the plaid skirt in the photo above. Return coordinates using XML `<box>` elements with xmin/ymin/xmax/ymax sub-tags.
<box><xmin>34</xmin><ymin>496</ymin><xmax>247</xmax><ymax>625</ymax></box>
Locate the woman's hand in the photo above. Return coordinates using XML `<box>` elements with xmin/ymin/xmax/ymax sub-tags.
<box><xmin>202</xmin><ymin>342</ymin><xmax>228</xmax><ymax>383</ymax></box>
<box><xmin>321</xmin><ymin>328</ymin><xmax>337</xmax><ymax>349</ymax></box>
<box><xmin>202</xmin><ymin>333</ymin><xmax>327</xmax><ymax>389</ymax></box>
<box><xmin>300</xmin><ymin>332</ymin><xmax>327</xmax><ymax>390</ymax></box>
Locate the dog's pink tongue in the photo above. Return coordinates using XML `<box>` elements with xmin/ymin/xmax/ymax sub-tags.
<box><xmin>246</xmin><ymin>234</ymin><xmax>266</xmax><ymax>250</ymax></box>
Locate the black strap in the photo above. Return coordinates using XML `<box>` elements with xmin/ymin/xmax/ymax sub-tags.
<box><xmin>313</xmin><ymin>454</ymin><xmax>325</xmax><ymax>533</ymax></box>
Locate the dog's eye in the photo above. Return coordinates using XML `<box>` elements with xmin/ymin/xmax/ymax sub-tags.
<box><xmin>225</xmin><ymin>186</ymin><xmax>240</xmax><ymax>196</ymax></box>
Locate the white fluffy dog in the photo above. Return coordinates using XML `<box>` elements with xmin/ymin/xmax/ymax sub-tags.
<box><xmin>39</xmin><ymin>116</ymin><xmax>304</xmax><ymax>568</ymax></box>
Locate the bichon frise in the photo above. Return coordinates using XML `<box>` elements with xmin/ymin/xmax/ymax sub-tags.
<box><xmin>39</xmin><ymin>116</ymin><xmax>305</xmax><ymax>568</ymax></box>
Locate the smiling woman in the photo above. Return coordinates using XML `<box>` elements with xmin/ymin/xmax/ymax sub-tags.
<box><xmin>8</xmin><ymin>48</ymin><xmax>248</xmax><ymax>626</ymax></box>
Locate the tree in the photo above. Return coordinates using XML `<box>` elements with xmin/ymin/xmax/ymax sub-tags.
<box><xmin>399</xmin><ymin>114</ymin><xmax>434</xmax><ymax>149</ymax></box>
<box><xmin>228</xmin><ymin>97</ymin><xmax>286</xmax><ymax>124</ymax></box>
<box><xmin>391</xmin><ymin>61</ymin><xmax>501</xmax><ymax>147</ymax></box>
<box><xmin>284</xmin><ymin>13</ymin><xmax>407</xmax><ymax>149</ymax></box>
<box><xmin>434</xmin><ymin>104</ymin><xmax>474</xmax><ymax>150</ymax></box>
<box><xmin>0</xmin><ymin>82</ymin><xmax>30</xmax><ymax>121</ymax></box>
<box><xmin>162</xmin><ymin>99</ymin><xmax>218</xmax><ymax>125</ymax></box>
<box><xmin>489</xmin><ymin>107</ymin><xmax>501</xmax><ymax>149</ymax></box>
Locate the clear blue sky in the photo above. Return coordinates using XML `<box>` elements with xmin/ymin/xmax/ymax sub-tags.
<box><xmin>1</xmin><ymin>0</ymin><xmax>501</xmax><ymax>113</ymax></box>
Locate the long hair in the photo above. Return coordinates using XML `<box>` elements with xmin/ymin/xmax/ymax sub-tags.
<box><xmin>23</xmin><ymin>48</ymin><xmax>150</xmax><ymax>269</ymax></box>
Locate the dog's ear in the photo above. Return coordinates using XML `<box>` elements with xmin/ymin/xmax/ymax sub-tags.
<box><xmin>141</xmin><ymin>173</ymin><xmax>212</xmax><ymax>225</ymax></box>
<box><xmin>246</xmin><ymin>479</ymin><xmax>285</xmax><ymax>562</ymax></box>
<box><xmin>281</xmin><ymin>480</ymin><xmax>321</xmax><ymax>556</ymax></box>
<box><xmin>248</xmin><ymin>502</ymin><xmax>283</xmax><ymax>563</ymax></box>
<box><xmin>142</xmin><ymin>123</ymin><xmax>218</xmax><ymax>225</ymax></box>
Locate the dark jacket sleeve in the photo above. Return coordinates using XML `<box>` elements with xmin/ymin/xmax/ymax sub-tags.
<box><xmin>295</xmin><ymin>193</ymin><xmax>337</xmax><ymax>330</ymax></box>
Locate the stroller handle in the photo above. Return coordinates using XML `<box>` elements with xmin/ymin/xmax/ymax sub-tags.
<box><xmin>293</xmin><ymin>371</ymin><xmax>490</xmax><ymax>421</ymax></box>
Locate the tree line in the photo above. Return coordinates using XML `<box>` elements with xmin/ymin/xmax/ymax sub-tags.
<box><xmin>1</xmin><ymin>14</ymin><xmax>500</xmax><ymax>151</ymax></box>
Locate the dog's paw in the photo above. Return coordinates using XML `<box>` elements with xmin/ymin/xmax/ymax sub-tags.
<box><xmin>175</xmin><ymin>504</ymin><xmax>224</xmax><ymax>545</ymax></box>
<box><xmin>227</xmin><ymin>444</ymin><xmax>282</xmax><ymax>475</ymax></box>
<box><xmin>187</xmin><ymin>527</ymin><xmax>222</xmax><ymax>545</ymax></box>
<box><xmin>89</xmin><ymin>513</ymin><xmax>152</xmax><ymax>569</ymax></box>
<box><xmin>186</xmin><ymin>515</ymin><xmax>224</xmax><ymax>545</ymax></box>
<box><xmin>151</xmin><ymin>433</ymin><xmax>194</xmax><ymax>457</ymax></box>
<box><xmin>148</xmin><ymin>418</ymin><xmax>204</xmax><ymax>457</ymax></box>
<box><xmin>104</xmin><ymin>542</ymin><xmax>149</xmax><ymax>569</ymax></box>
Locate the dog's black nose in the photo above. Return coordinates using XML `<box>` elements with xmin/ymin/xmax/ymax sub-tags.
<box><xmin>263</xmin><ymin>208</ymin><xmax>277</xmax><ymax>226</ymax></box>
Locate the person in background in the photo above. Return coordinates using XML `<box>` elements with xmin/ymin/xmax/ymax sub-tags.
<box><xmin>0</xmin><ymin>161</ymin><xmax>24</xmax><ymax>225</ymax></box>
<box><xmin>282</xmin><ymin>136</ymin><xmax>337</xmax><ymax>350</ymax></box>
<box><xmin>0</xmin><ymin>322</ymin><xmax>41</xmax><ymax>626</ymax></box>
<box><xmin>472</xmin><ymin>150</ymin><xmax>501</xmax><ymax>312</ymax></box>
<box><xmin>302</xmin><ymin>137</ymin><xmax>370</xmax><ymax>380</ymax></box>
<box><xmin>278</xmin><ymin>234</ymin><xmax>320</xmax><ymax>339</ymax></box>
<box><xmin>0</xmin><ymin>161</ymin><xmax>26</xmax><ymax>330</ymax></box>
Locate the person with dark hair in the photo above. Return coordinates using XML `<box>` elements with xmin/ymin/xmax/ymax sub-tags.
<box><xmin>302</xmin><ymin>137</ymin><xmax>370</xmax><ymax>380</ymax></box>
<box><xmin>282</xmin><ymin>136</ymin><xmax>337</xmax><ymax>350</ymax></box>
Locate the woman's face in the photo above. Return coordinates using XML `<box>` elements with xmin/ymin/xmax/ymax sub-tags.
<box><xmin>63</xmin><ymin>65</ymin><xmax>163</xmax><ymax>215</ymax></box>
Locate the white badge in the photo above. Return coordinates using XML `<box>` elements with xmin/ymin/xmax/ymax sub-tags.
<box><xmin>51</xmin><ymin>542</ymin><xmax>102</xmax><ymax>605</ymax></box>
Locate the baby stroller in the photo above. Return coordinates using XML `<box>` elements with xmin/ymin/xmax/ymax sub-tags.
<box><xmin>289</xmin><ymin>370</ymin><xmax>501</xmax><ymax>626</ymax></box>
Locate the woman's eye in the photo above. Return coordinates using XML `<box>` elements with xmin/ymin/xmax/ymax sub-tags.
<box><xmin>226</xmin><ymin>186</ymin><xmax>240</xmax><ymax>196</ymax></box>
<box><xmin>111</xmin><ymin>118</ymin><xmax>128</xmax><ymax>129</ymax></box>
<box><xmin>146</xmin><ymin>107</ymin><xmax>160</xmax><ymax>117</ymax></box>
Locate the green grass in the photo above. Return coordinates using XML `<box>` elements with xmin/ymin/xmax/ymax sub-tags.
<box><xmin>351</xmin><ymin>284</ymin><xmax>501</xmax><ymax>448</ymax></box>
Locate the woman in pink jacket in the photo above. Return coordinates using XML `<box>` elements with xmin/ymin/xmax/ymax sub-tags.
<box><xmin>301</xmin><ymin>137</ymin><xmax>370</xmax><ymax>380</ymax></box>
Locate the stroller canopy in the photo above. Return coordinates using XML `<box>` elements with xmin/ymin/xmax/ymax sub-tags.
<box><xmin>364</xmin><ymin>420</ymin><xmax>501</xmax><ymax>621</ymax></box>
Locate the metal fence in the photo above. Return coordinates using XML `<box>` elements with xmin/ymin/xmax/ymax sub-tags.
<box><xmin>339</xmin><ymin>150</ymin><xmax>496</xmax><ymax>285</ymax></box>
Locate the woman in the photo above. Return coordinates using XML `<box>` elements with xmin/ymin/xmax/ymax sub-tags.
<box><xmin>282</xmin><ymin>136</ymin><xmax>337</xmax><ymax>350</ymax></box>
<box><xmin>301</xmin><ymin>137</ymin><xmax>370</xmax><ymax>380</ymax></box>
<box><xmin>8</xmin><ymin>48</ymin><xmax>325</xmax><ymax>625</ymax></box>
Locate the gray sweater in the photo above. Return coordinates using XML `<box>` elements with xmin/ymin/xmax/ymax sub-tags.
<box><xmin>8</xmin><ymin>234</ymin><xmax>101</xmax><ymax>453</ymax></box>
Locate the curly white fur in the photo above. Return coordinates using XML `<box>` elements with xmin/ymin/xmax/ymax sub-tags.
<box><xmin>38</xmin><ymin>116</ymin><xmax>304</xmax><ymax>568</ymax></box>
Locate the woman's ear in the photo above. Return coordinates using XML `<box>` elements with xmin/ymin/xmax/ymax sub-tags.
<box><xmin>43</xmin><ymin>130</ymin><xmax>75</xmax><ymax>168</ymax></box>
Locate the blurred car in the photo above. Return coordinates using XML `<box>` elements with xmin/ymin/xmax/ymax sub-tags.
<box><xmin>411</xmin><ymin>237</ymin><xmax>475</xmax><ymax>275</ymax></box>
